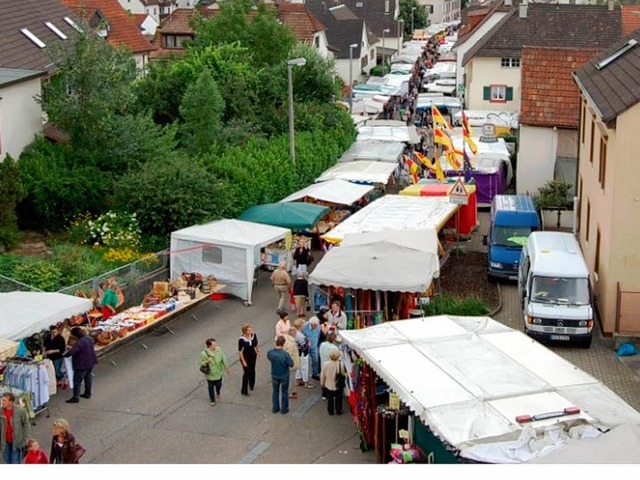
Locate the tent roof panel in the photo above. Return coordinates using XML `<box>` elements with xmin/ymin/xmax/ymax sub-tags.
<box><xmin>279</xmin><ymin>179</ymin><xmax>374</xmax><ymax>206</ymax></box>
<box><xmin>238</xmin><ymin>202</ymin><xmax>328</xmax><ymax>230</ymax></box>
<box><xmin>171</xmin><ymin>219</ymin><xmax>290</xmax><ymax>249</ymax></box>
<box><xmin>315</xmin><ymin>161</ymin><xmax>398</xmax><ymax>184</ymax></box>
<box><xmin>339</xmin><ymin>140</ymin><xmax>405</xmax><ymax>163</ymax></box>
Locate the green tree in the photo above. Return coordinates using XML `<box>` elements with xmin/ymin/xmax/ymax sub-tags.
<box><xmin>0</xmin><ymin>156</ymin><xmax>26</xmax><ymax>249</ymax></box>
<box><xmin>191</xmin><ymin>0</ymin><xmax>296</xmax><ymax>68</ymax></box>
<box><xmin>179</xmin><ymin>68</ymin><xmax>226</xmax><ymax>156</ymax></box>
<box><xmin>399</xmin><ymin>0</ymin><xmax>429</xmax><ymax>33</ymax></box>
<box><xmin>114</xmin><ymin>154</ymin><xmax>229</xmax><ymax>238</ymax></box>
<box><xmin>39</xmin><ymin>27</ymin><xmax>137</xmax><ymax>161</ymax></box>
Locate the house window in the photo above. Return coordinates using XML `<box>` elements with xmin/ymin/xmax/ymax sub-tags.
<box><xmin>580</xmin><ymin>102</ymin><xmax>586</xmax><ymax>144</ymax></box>
<box><xmin>483</xmin><ymin>85</ymin><xmax>513</xmax><ymax>103</ymax></box>
<box><xmin>598</xmin><ymin>136</ymin><xmax>607</xmax><ymax>189</ymax></box>
<box><xmin>586</xmin><ymin>200</ymin><xmax>591</xmax><ymax>243</ymax></box>
<box><xmin>500</xmin><ymin>57</ymin><xmax>520</xmax><ymax>68</ymax></box>
<box><xmin>589</xmin><ymin>119</ymin><xmax>595</xmax><ymax>163</ymax></box>
<box><xmin>165</xmin><ymin>35</ymin><xmax>187</xmax><ymax>48</ymax></box>
<box><xmin>370</xmin><ymin>49</ymin><xmax>374</xmax><ymax>61</ymax></box>
<box><xmin>594</xmin><ymin>228</ymin><xmax>601</xmax><ymax>275</ymax></box>
<box><xmin>314</xmin><ymin>36</ymin><xmax>320</xmax><ymax>48</ymax></box>
<box><xmin>577</xmin><ymin>177</ymin><xmax>582</xmax><ymax>233</ymax></box>
<box><xmin>202</xmin><ymin>246</ymin><xmax>222</xmax><ymax>264</ymax></box>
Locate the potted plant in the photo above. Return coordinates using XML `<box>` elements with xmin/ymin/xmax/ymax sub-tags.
<box><xmin>533</xmin><ymin>180</ymin><xmax>573</xmax><ymax>231</ymax></box>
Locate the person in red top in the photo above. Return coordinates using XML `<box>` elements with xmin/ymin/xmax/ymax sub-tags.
<box><xmin>0</xmin><ymin>392</ymin><xmax>31</xmax><ymax>464</ymax></box>
<box><xmin>24</xmin><ymin>438</ymin><xmax>48</xmax><ymax>464</ymax></box>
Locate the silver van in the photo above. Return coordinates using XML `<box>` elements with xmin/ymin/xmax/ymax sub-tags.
<box><xmin>518</xmin><ymin>231</ymin><xmax>594</xmax><ymax>348</ymax></box>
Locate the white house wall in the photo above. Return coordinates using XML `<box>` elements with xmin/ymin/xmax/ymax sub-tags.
<box><xmin>420</xmin><ymin>0</ymin><xmax>460</xmax><ymax>25</ymax></box>
<box><xmin>466</xmin><ymin>56</ymin><xmax>520</xmax><ymax>112</ymax></box>
<box><xmin>0</xmin><ymin>78</ymin><xmax>42</xmax><ymax>162</ymax></box>
<box><xmin>134</xmin><ymin>53</ymin><xmax>149</xmax><ymax>77</ymax></box>
<box><xmin>517</xmin><ymin>124</ymin><xmax>555</xmax><ymax>195</ymax></box>
<box><xmin>454</xmin><ymin>12</ymin><xmax>507</xmax><ymax>97</ymax></box>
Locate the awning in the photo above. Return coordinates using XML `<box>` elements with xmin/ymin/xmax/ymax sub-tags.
<box><xmin>309</xmin><ymin>229</ymin><xmax>440</xmax><ymax>292</ymax></box>
<box><xmin>315</xmin><ymin>161</ymin><xmax>398</xmax><ymax>185</ymax></box>
<box><xmin>339</xmin><ymin>316</ymin><xmax>640</xmax><ymax>463</ymax></box>
<box><xmin>339</xmin><ymin>140</ymin><xmax>405</xmax><ymax>163</ymax></box>
<box><xmin>279</xmin><ymin>179</ymin><xmax>374</xmax><ymax>206</ymax></box>
<box><xmin>357</xmin><ymin>125</ymin><xmax>420</xmax><ymax>144</ymax></box>
<box><xmin>238</xmin><ymin>202</ymin><xmax>329</xmax><ymax>230</ymax></box>
<box><xmin>0</xmin><ymin>292</ymin><xmax>93</xmax><ymax>341</ymax></box>
<box><xmin>322</xmin><ymin>194</ymin><xmax>458</xmax><ymax>244</ymax></box>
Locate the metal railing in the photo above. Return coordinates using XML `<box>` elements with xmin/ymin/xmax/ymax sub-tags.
<box><xmin>0</xmin><ymin>273</ymin><xmax>43</xmax><ymax>293</ymax></box>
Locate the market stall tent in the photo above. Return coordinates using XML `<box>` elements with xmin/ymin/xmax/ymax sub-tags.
<box><xmin>309</xmin><ymin>229</ymin><xmax>440</xmax><ymax>292</ymax></box>
<box><xmin>315</xmin><ymin>161</ymin><xmax>398</xmax><ymax>185</ymax></box>
<box><xmin>238</xmin><ymin>202</ymin><xmax>329</xmax><ymax>230</ymax></box>
<box><xmin>279</xmin><ymin>179</ymin><xmax>374</xmax><ymax>206</ymax></box>
<box><xmin>357</xmin><ymin>125</ymin><xmax>420</xmax><ymax>144</ymax></box>
<box><xmin>338</xmin><ymin>140</ymin><xmax>405</xmax><ymax>164</ymax></box>
<box><xmin>322</xmin><ymin>195</ymin><xmax>458</xmax><ymax>244</ymax></box>
<box><xmin>339</xmin><ymin>316</ymin><xmax>640</xmax><ymax>464</ymax></box>
<box><xmin>170</xmin><ymin>219</ymin><xmax>290</xmax><ymax>304</ymax></box>
<box><xmin>0</xmin><ymin>292</ymin><xmax>92</xmax><ymax>341</ymax></box>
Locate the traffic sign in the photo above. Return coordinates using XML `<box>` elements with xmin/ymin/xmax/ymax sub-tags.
<box><xmin>449</xmin><ymin>178</ymin><xmax>468</xmax><ymax>205</ymax></box>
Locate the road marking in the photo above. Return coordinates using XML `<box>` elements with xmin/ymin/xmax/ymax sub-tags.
<box><xmin>292</xmin><ymin>393</ymin><xmax>321</xmax><ymax>417</ymax></box>
<box><xmin>238</xmin><ymin>441</ymin><xmax>270</xmax><ymax>464</ymax></box>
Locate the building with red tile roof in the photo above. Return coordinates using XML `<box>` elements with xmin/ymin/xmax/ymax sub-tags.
<box><xmin>621</xmin><ymin>5</ymin><xmax>640</xmax><ymax>36</ymax></box>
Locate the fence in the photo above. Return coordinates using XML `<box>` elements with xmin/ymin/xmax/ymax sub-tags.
<box><xmin>56</xmin><ymin>251</ymin><xmax>170</xmax><ymax>309</ymax></box>
<box><xmin>0</xmin><ymin>273</ymin><xmax>43</xmax><ymax>293</ymax></box>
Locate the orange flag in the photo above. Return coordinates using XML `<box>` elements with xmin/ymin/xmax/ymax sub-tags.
<box><xmin>434</xmin><ymin>125</ymin><xmax>454</xmax><ymax>151</ymax></box>
<box><xmin>415</xmin><ymin>151</ymin><xmax>435</xmax><ymax>171</ymax></box>
<box><xmin>461</xmin><ymin>110</ymin><xmax>478</xmax><ymax>154</ymax></box>
<box><xmin>432</xmin><ymin>105</ymin><xmax>451</xmax><ymax>130</ymax></box>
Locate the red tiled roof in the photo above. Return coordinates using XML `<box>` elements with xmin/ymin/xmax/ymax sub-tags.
<box><xmin>277</xmin><ymin>3</ymin><xmax>326</xmax><ymax>43</ymax></box>
<box><xmin>520</xmin><ymin>46</ymin><xmax>600</xmax><ymax>128</ymax></box>
<box><xmin>621</xmin><ymin>5</ymin><xmax>640</xmax><ymax>36</ymax></box>
<box><xmin>132</xmin><ymin>13</ymin><xmax>147</xmax><ymax>28</ymax></box>
<box><xmin>61</xmin><ymin>0</ymin><xmax>155</xmax><ymax>53</ymax></box>
<box><xmin>156</xmin><ymin>8</ymin><xmax>200</xmax><ymax>35</ymax></box>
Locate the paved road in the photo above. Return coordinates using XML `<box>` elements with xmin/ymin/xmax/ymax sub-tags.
<box><xmin>30</xmin><ymin>212</ymin><xmax>640</xmax><ymax>464</ymax></box>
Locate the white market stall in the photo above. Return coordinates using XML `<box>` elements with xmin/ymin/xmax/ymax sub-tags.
<box><xmin>340</xmin><ymin>315</ymin><xmax>640</xmax><ymax>464</ymax></box>
<box><xmin>170</xmin><ymin>219</ymin><xmax>290</xmax><ymax>304</ymax></box>
<box><xmin>315</xmin><ymin>161</ymin><xmax>398</xmax><ymax>185</ymax></box>
<box><xmin>0</xmin><ymin>292</ymin><xmax>93</xmax><ymax>341</ymax></box>
<box><xmin>357</xmin><ymin>123</ymin><xmax>421</xmax><ymax>144</ymax></box>
<box><xmin>338</xmin><ymin>140</ymin><xmax>405</xmax><ymax>164</ymax></box>
<box><xmin>322</xmin><ymin>195</ymin><xmax>458</xmax><ymax>244</ymax></box>
<box><xmin>309</xmin><ymin>230</ymin><xmax>441</xmax><ymax>326</ymax></box>
<box><xmin>279</xmin><ymin>179</ymin><xmax>374</xmax><ymax>206</ymax></box>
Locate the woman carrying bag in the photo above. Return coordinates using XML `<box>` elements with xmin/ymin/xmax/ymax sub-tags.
<box><xmin>50</xmin><ymin>418</ymin><xmax>85</xmax><ymax>464</ymax></box>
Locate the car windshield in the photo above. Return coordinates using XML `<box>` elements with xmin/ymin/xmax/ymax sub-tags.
<box><xmin>492</xmin><ymin>226</ymin><xmax>532</xmax><ymax>247</ymax></box>
<box><xmin>531</xmin><ymin>276</ymin><xmax>590</xmax><ymax>306</ymax></box>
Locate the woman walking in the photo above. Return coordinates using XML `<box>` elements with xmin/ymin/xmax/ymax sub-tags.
<box><xmin>238</xmin><ymin>325</ymin><xmax>259</xmax><ymax>396</ymax></box>
<box><xmin>200</xmin><ymin>339</ymin><xmax>230</xmax><ymax>406</ymax></box>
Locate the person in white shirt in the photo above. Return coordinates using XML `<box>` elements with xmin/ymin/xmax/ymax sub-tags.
<box><xmin>327</xmin><ymin>301</ymin><xmax>347</xmax><ymax>331</ymax></box>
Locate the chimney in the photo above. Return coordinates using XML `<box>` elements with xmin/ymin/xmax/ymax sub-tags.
<box><xmin>608</xmin><ymin>0</ymin><xmax>615</xmax><ymax>11</ymax></box>
<box><xmin>519</xmin><ymin>0</ymin><xmax>527</xmax><ymax>19</ymax></box>
<box><xmin>321</xmin><ymin>1</ymin><xmax>326</xmax><ymax>10</ymax></box>
<box><xmin>504</xmin><ymin>0</ymin><xmax>512</xmax><ymax>6</ymax></box>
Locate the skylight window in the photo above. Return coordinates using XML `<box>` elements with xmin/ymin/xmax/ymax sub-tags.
<box><xmin>45</xmin><ymin>21</ymin><xmax>68</xmax><ymax>39</ymax></box>
<box><xmin>63</xmin><ymin>16</ymin><xmax>82</xmax><ymax>32</ymax></box>
<box><xmin>596</xmin><ymin>39</ymin><xmax>638</xmax><ymax>70</ymax></box>
<box><xmin>20</xmin><ymin>28</ymin><xmax>46</xmax><ymax>48</ymax></box>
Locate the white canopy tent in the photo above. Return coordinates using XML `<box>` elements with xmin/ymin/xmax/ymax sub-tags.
<box><xmin>315</xmin><ymin>161</ymin><xmax>398</xmax><ymax>185</ymax></box>
<box><xmin>0</xmin><ymin>292</ymin><xmax>92</xmax><ymax>341</ymax></box>
<box><xmin>309</xmin><ymin>229</ymin><xmax>440</xmax><ymax>292</ymax></box>
<box><xmin>340</xmin><ymin>316</ymin><xmax>640</xmax><ymax>464</ymax></box>
<box><xmin>339</xmin><ymin>140</ymin><xmax>405</xmax><ymax>163</ymax></box>
<box><xmin>322</xmin><ymin>195</ymin><xmax>458</xmax><ymax>244</ymax></box>
<box><xmin>170</xmin><ymin>219</ymin><xmax>290</xmax><ymax>304</ymax></box>
<box><xmin>357</xmin><ymin>123</ymin><xmax>421</xmax><ymax>144</ymax></box>
<box><xmin>443</xmin><ymin>134</ymin><xmax>513</xmax><ymax>184</ymax></box>
<box><xmin>279</xmin><ymin>179</ymin><xmax>374</xmax><ymax>206</ymax></box>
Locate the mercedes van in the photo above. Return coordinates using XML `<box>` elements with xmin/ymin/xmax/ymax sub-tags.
<box><xmin>518</xmin><ymin>231</ymin><xmax>594</xmax><ymax>348</ymax></box>
<box><xmin>485</xmin><ymin>195</ymin><xmax>540</xmax><ymax>280</ymax></box>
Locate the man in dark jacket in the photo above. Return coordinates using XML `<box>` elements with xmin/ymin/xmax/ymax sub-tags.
<box><xmin>63</xmin><ymin>327</ymin><xmax>98</xmax><ymax>403</ymax></box>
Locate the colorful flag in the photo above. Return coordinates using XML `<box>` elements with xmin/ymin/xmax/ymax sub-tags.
<box><xmin>463</xmin><ymin>145</ymin><xmax>472</xmax><ymax>182</ymax></box>
<box><xmin>405</xmin><ymin>156</ymin><xmax>420</xmax><ymax>184</ymax></box>
<box><xmin>434</xmin><ymin>125</ymin><xmax>454</xmax><ymax>151</ymax></box>
<box><xmin>415</xmin><ymin>151</ymin><xmax>435</xmax><ymax>171</ymax></box>
<box><xmin>446</xmin><ymin>149</ymin><xmax>461</xmax><ymax>170</ymax></box>
<box><xmin>432</xmin><ymin>105</ymin><xmax>451</xmax><ymax>130</ymax></box>
<box><xmin>434</xmin><ymin>155</ymin><xmax>445</xmax><ymax>182</ymax></box>
<box><xmin>461</xmin><ymin>110</ymin><xmax>478</xmax><ymax>154</ymax></box>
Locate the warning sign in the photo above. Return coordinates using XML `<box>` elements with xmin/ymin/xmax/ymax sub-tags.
<box><xmin>449</xmin><ymin>178</ymin><xmax>468</xmax><ymax>205</ymax></box>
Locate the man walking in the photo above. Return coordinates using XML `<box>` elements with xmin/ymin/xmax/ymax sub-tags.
<box><xmin>270</xmin><ymin>261</ymin><xmax>291</xmax><ymax>312</ymax></box>
<box><xmin>0</xmin><ymin>392</ymin><xmax>31</xmax><ymax>463</ymax></box>
<box><xmin>63</xmin><ymin>326</ymin><xmax>98</xmax><ymax>403</ymax></box>
<box><xmin>267</xmin><ymin>336</ymin><xmax>293</xmax><ymax>414</ymax></box>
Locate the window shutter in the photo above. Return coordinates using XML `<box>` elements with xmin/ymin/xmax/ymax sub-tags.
<box><xmin>506</xmin><ymin>87</ymin><xmax>513</xmax><ymax>101</ymax></box>
<box><xmin>483</xmin><ymin>86</ymin><xmax>490</xmax><ymax>100</ymax></box>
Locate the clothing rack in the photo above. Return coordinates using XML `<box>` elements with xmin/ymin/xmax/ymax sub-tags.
<box><xmin>2</xmin><ymin>356</ymin><xmax>52</xmax><ymax>423</ymax></box>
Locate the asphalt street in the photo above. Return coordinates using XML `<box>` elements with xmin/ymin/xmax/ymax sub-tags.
<box><xmin>29</xmin><ymin>212</ymin><xmax>640</xmax><ymax>464</ymax></box>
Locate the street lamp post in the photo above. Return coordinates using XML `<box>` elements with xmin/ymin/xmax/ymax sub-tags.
<box><xmin>411</xmin><ymin>6</ymin><xmax>416</xmax><ymax>35</ymax></box>
<box><xmin>382</xmin><ymin>28</ymin><xmax>390</xmax><ymax>76</ymax></box>
<box><xmin>287</xmin><ymin>57</ymin><xmax>306</xmax><ymax>164</ymax></box>
<box><xmin>398</xmin><ymin>19</ymin><xmax>404</xmax><ymax>55</ymax></box>
<box><xmin>349</xmin><ymin>43</ymin><xmax>358</xmax><ymax>115</ymax></box>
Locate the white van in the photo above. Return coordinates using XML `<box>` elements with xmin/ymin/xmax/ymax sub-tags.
<box><xmin>518</xmin><ymin>231</ymin><xmax>594</xmax><ymax>348</ymax></box>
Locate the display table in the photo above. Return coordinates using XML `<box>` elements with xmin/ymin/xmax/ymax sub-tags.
<box><xmin>93</xmin><ymin>284</ymin><xmax>225</xmax><ymax>356</ymax></box>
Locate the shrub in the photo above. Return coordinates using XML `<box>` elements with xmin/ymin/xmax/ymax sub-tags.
<box><xmin>12</xmin><ymin>259</ymin><xmax>63</xmax><ymax>292</ymax></box>
<box><xmin>85</xmin><ymin>211</ymin><xmax>142</xmax><ymax>250</ymax></box>
<box><xmin>0</xmin><ymin>155</ymin><xmax>25</xmax><ymax>249</ymax></box>
<box><xmin>49</xmin><ymin>243</ymin><xmax>110</xmax><ymax>286</ymax></box>
<box><xmin>534</xmin><ymin>180</ymin><xmax>572</xmax><ymax>210</ymax></box>
<box><xmin>422</xmin><ymin>294</ymin><xmax>489</xmax><ymax>316</ymax></box>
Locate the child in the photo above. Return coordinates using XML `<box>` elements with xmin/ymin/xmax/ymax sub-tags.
<box><xmin>24</xmin><ymin>438</ymin><xmax>49</xmax><ymax>464</ymax></box>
